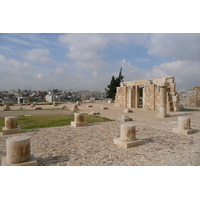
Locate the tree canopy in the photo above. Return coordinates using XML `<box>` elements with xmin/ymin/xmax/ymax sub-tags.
<box><xmin>105</xmin><ymin>67</ymin><xmax>125</xmax><ymax>100</ymax></box>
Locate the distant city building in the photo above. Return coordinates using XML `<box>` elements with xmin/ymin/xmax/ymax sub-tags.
<box><xmin>45</xmin><ymin>90</ymin><xmax>61</xmax><ymax>102</ymax></box>
<box><xmin>18</xmin><ymin>97</ymin><xmax>33</xmax><ymax>104</ymax></box>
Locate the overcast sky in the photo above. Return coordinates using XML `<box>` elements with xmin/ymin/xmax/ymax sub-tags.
<box><xmin>0</xmin><ymin>33</ymin><xmax>199</xmax><ymax>91</ymax></box>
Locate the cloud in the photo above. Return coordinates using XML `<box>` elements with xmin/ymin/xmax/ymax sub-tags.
<box><xmin>0</xmin><ymin>34</ymin><xmax>29</xmax><ymax>45</ymax></box>
<box><xmin>58</xmin><ymin>34</ymin><xmax>109</xmax><ymax>71</ymax></box>
<box><xmin>145</xmin><ymin>60</ymin><xmax>200</xmax><ymax>89</ymax></box>
<box><xmin>37</xmin><ymin>73</ymin><xmax>43</xmax><ymax>79</ymax></box>
<box><xmin>147</xmin><ymin>33</ymin><xmax>200</xmax><ymax>61</ymax></box>
<box><xmin>23</xmin><ymin>48</ymin><xmax>53</xmax><ymax>63</ymax></box>
<box><xmin>55</xmin><ymin>67</ymin><xmax>65</xmax><ymax>74</ymax></box>
<box><xmin>116</xmin><ymin>59</ymin><xmax>145</xmax><ymax>81</ymax></box>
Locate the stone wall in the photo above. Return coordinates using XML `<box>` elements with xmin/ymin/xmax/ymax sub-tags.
<box><xmin>187</xmin><ymin>86</ymin><xmax>200</xmax><ymax>107</ymax></box>
<box><xmin>115</xmin><ymin>76</ymin><xmax>179</xmax><ymax>111</ymax></box>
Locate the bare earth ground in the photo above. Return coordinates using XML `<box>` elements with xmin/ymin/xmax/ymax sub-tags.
<box><xmin>0</xmin><ymin>102</ymin><xmax>200</xmax><ymax>166</ymax></box>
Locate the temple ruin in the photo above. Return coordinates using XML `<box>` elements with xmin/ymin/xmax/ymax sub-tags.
<box><xmin>114</xmin><ymin>76</ymin><xmax>179</xmax><ymax>112</ymax></box>
<box><xmin>187</xmin><ymin>86</ymin><xmax>200</xmax><ymax>107</ymax></box>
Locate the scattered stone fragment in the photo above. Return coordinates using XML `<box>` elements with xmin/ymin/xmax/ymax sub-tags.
<box><xmin>86</xmin><ymin>105</ymin><xmax>93</xmax><ymax>108</ymax></box>
<box><xmin>101</xmin><ymin>107</ymin><xmax>108</xmax><ymax>110</ymax></box>
<box><xmin>90</xmin><ymin>111</ymin><xmax>100</xmax><ymax>115</ymax></box>
<box><xmin>60</xmin><ymin>105</ymin><xmax>67</xmax><ymax>109</ymax></box>
<box><xmin>119</xmin><ymin>115</ymin><xmax>133</xmax><ymax>122</ymax></box>
<box><xmin>34</xmin><ymin>106</ymin><xmax>42</xmax><ymax>110</ymax></box>
<box><xmin>123</xmin><ymin>108</ymin><xmax>133</xmax><ymax>113</ymax></box>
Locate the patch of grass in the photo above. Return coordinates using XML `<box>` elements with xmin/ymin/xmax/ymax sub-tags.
<box><xmin>0</xmin><ymin>114</ymin><xmax>114</xmax><ymax>131</ymax></box>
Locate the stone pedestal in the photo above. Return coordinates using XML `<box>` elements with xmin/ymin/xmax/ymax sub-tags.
<box><xmin>52</xmin><ymin>102</ymin><xmax>58</xmax><ymax>106</ymax></box>
<box><xmin>71</xmin><ymin>104</ymin><xmax>79</xmax><ymax>111</ymax></box>
<box><xmin>1</xmin><ymin>136</ymin><xmax>38</xmax><ymax>166</ymax></box>
<box><xmin>3</xmin><ymin>104</ymin><xmax>11</xmax><ymax>111</ymax></box>
<box><xmin>76</xmin><ymin>101</ymin><xmax>81</xmax><ymax>106</ymax></box>
<box><xmin>172</xmin><ymin>117</ymin><xmax>198</xmax><ymax>135</ymax></box>
<box><xmin>2</xmin><ymin>116</ymin><xmax>21</xmax><ymax>135</ymax></box>
<box><xmin>71</xmin><ymin>113</ymin><xmax>88</xmax><ymax>127</ymax></box>
<box><xmin>114</xmin><ymin>124</ymin><xmax>143</xmax><ymax>149</ymax></box>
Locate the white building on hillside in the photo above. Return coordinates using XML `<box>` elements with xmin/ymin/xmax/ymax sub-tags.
<box><xmin>45</xmin><ymin>90</ymin><xmax>60</xmax><ymax>102</ymax></box>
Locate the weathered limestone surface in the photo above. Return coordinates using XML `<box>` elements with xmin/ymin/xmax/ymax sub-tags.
<box><xmin>52</xmin><ymin>102</ymin><xmax>58</xmax><ymax>106</ymax></box>
<box><xmin>34</xmin><ymin>106</ymin><xmax>42</xmax><ymax>110</ymax></box>
<box><xmin>156</xmin><ymin>85</ymin><xmax>170</xmax><ymax>118</ymax></box>
<box><xmin>123</xmin><ymin>108</ymin><xmax>133</xmax><ymax>113</ymax></box>
<box><xmin>115</xmin><ymin>77</ymin><xmax>179</xmax><ymax>112</ymax></box>
<box><xmin>3</xmin><ymin>104</ymin><xmax>11</xmax><ymax>111</ymax></box>
<box><xmin>1</xmin><ymin>136</ymin><xmax>37</xmax><ymax>166</ymax></box>
<box><xmin>172</xmin><ymin>117</ymin><xmax>198</xmax><ymax>135</ymax></box>
<box><xmin>101</xmin><ymin>107</ymin><xmax>108</xmax><ymax>110</ymax></box>
<box><xmin>2</xmin><ymin>116</ymin><xmax>21</xmax><ymax>135</ymax></box>
<box><xmin>114</xmin><ymin>124</ymin><xmax>143</xmax><ymax>149</ymax></box>
<box><xmin>60</xmin><ymin>105</ymin><xmax>67</xmax><ymax>109</ymax></box>
<box><xmin>86</xmin><ymin>105</ymin><xmax>93</xmax><ymax>107</ymax></box>
<box><xmin>1</xmin><ymin>103</ymin><xmax>200</xmax><ymax>166</ymax></box>
<box><xmin>76</xmin><ymin>101</ymin><xmax>81</xmax><ymax>106</ymax></box>
<box><xmin>71</xmin><ymin>113</ymin><xmax>88</xmax><ymax>127</ymax></box>
<box><xmin>120</xmin><ymin>115</ymin><xmax>133</xmax><ymax>122</ymax></box>
<box><xmin>71</xmin><ymin>104</ymin><xmax>79</xmax><ymax>111</ymax></box>
<box><xmin>187</xmin><ymin>86</ymin><xmax>200</xmax><ymax>107</ymax></box>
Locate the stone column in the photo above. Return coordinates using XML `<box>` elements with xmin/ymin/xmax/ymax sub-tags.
<box><xmin>75</xmin><ymin>113</ymin><xmax>84</xmax><ymax>123</ymax></box>
<box><xmin>71</xmin><ymin>104</ymin><xmax>79</xmax><ymax>111</ymax></box>
<box><xmin>71</xmin><ymin>113</ymin><xmax>88</xmax><ymax>127</ymax></box>
<box><xmin>2</xmin><ymin>116</ymin><xmax>21</xmax><ymax>135</ymax></box>
<box><xmin>114</xmin><ymin>124</ymin><xmax>143</xmax><ymax>148</ymax></box>
<box><xmin>156</xmin><ymin>85</ymin><xmax>169</xmax><ymax>118</ymax></box>
<box><xmin>172</xmin><ymin>117</ymin><xmax>197</xmax><ymax>135</ymax></box>
<box><xmin>3</xmin><ymin>104</ymin><xmax>10</xmax><ymax>111</ymax></box>
<box><xmin>1</xmin><ymin>136</ymin><xmax>38</xmax><ymax>166</ymax></box>
<box><xmin>52</xmin><ymin>101</ymin><xmax>58</xmax><ymax>106</ymax></box>
<box><xmin>76</xmin><ymin>101</ymin><xmax>81</xmax><ymax>106</ymax></box>
<box><xmin>135</xmin><ymin>86</ymin><xmax>139</xmax><ymax>108</ymax></box>
<box><xmin>143</xmin><ymin>86</ymin><xmax>146</xmax><ymax>109</ymax></box>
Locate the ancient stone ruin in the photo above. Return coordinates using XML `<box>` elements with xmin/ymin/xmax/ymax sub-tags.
<box><xmin>115</xmin><ymin>76</ymin><xmax>179</xmax><ymax>112</ymax></box>
<box><xmin>2</xmin><ymin>116</ymin><xmax>21</xmax><ymax>135</ymax></box>
<box><xmin>114</xmin><ymin>124</ymin><xmax>143</xmax><ymax>148</ymax></box>
<box><xmin>172</xmin><ymin>117</ymin><xmax>197</xmax><ymax>135</ymax></box>
<box><xmin>71</xmin><ymin>104</ymin><xmax>79</xmax><ymax>111</ymax></box>
<box><xmin>71</xmin><ymin>113</ymin><xmax>88</xmax><ymax>127</ymax></box>
<box><xmin>1</xmin><ymin>135</ymin><xmax>38</xmax><ymax>166</ymax></box>
<box><xmin>3</xmin><ymin>104</ymin><xmax>11</xmax><ymax>111</ymax></box>
<box><xmin>187</xmin><ymin>86</ymin><xmax>200</xmax><ymax>107</ymax></box>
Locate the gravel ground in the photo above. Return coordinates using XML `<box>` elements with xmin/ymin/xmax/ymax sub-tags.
<box><xmin>0</xmin><ymin>102</ymin><xmax>200</xmax><ymax>166</ymax></box>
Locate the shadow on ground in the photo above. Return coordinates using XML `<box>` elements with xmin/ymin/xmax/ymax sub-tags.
<box><xmin>36</xmin><ymin>155</ymin><xmax>69</xmax><ymax>166</ymax></box>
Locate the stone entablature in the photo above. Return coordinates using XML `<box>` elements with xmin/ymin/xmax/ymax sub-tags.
<box><xmin>115</xmin><ymin>76</ymin><xmax>179</xmax><ymax>112</ymax></box>
<box><xmin>187</xmin><ymin>86</ymin><xmax>200</xmax><ymax>107</ymax></box>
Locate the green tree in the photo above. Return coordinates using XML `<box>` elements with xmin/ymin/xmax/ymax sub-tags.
<box><xmin>115</xmin><ymin>67</ymin><xmax>125</xmax><ymax>87</ymax></box>
<box><xmin>105</xmin><ymin>68</ymin><xmax>125</xmax><ymax>100</ymax></box>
